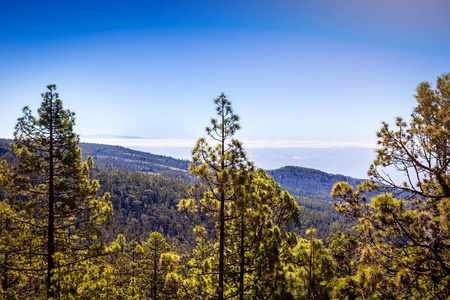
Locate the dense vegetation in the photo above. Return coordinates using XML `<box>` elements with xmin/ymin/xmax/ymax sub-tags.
<box><xmin>330</xmin><ymin>74</ymin><xmax>450</xmax><ymax>298</ymax></box>
<box><xmin>0</xmin><ymin>139</ymin><xmax>354</xmax><ymax>243</ymax></box>
<box><xmin>267</xmin><ymin>166</ymin><xmax>364</xmax><ymax>199</ymax></box>
<box><xmin>1</xmin><ymin>74</ymin><xmax>449</xmax><ymax>299</ymax></box>
<box><xmin>0</xmin><ymin>139</ymin><xmax>357</xmax><ymax>243</ymax></box>
<box><xmin>80</xmin><ymin>142</ymin><xmax>193</xmax><ymax>183</ymax></box>
<box><xmin>93</xmin><ymin>167</ymin><xmax>196</xmax><ymax>249</ymax></box>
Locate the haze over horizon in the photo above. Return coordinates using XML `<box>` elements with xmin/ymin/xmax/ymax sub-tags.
<box><xmin>1</xmin><ymin>0</ymin><xmax>449</xmax><ymax>178</ymax></box>
<box><xmin>77</xmin><ymin>136</ymin><xmax>377</xmax><ymax>178</ymax></box>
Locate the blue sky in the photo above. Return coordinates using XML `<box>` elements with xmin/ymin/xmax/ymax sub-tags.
<box><xmin>1</xmin><ymin>0</ymin><xmax>449</xmax><ymax>178</ymax></box>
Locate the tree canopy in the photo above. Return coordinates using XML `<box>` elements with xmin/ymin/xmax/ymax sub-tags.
<box><xmin>331</xmin><ymin>73</ymin><xmax>450</xmax><ymax>298</ymax></box>
<box><xmin>2</xmin><ymin>75</ymin><xmax>449</xmax><ymax>299</ymax></box>
<box><xmin>0</xmin><ymin>85</ymin><xmax>112</xmax><ymax>299</ymax></box>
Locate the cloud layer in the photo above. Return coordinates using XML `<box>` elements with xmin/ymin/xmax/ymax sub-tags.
<box><xmin>81</xmin><ymin>138</ymin><xmax>377</xmax><ymax>149</ymax></box>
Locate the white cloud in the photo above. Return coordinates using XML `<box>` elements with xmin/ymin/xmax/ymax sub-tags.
<box><xmin>80</xmin><ymin>138</ymin><xmax>377</xmax><ymax>150</ymax></box>
<box><xmin>293</xmin><ymin>155</ymin><xmax>310</xmax><ymax>160</ymax></box>
<box><xmin>81</xmin><ymin>138</ymin><xmax>195</xmax><ymax>148</ymax></box>
<box><xmin>242</xmin><ymin>140</ymin><xmax>377</xmax><ymax>149</ymax></box>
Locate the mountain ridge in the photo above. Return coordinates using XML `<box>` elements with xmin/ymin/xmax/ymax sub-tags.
<box><xmin>0</xmin><ymin>138</ymin><xmax>359</xmax><ymax>240</ymax></box>
<box><xmin>0</xmin><ymin>138</ymin><xmax>365</xmax><ymax>199</ymax></box>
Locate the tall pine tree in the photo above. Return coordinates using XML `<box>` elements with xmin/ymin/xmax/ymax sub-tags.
<box><xmin>179</xmin><ymin>93</ymin><xmax>251</xmax><ymax>299</ymax></box>
<box><xmin>179</xmin><ymin>94</ymin><xmax>299</xmax><ymax>299</ymax></box>
<box><xmin>0</xmin><ymin>85</ymin><xmax>112</xmax><ymax>299</ymax></box>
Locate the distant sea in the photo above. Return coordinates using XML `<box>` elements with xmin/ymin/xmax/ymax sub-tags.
<box><xmin>81</xmin><ymin>138</ymin><xmax>378</xmax><ymax>179</ymax></box>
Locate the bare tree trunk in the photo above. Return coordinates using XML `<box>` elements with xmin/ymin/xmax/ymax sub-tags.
<box><xmin>218</xmin><ymin>102</ymin><xmax>225</xmax><ymax>300</ymax></box>
<box><xmin>219</xmin><ymin>195</ymin><xmax>225</xmax><ymax>300</ymax></box>
<box><xmin>47</xmin><ymin>91</ymin><xmax>56</xmax><ymax>299</ymax></box>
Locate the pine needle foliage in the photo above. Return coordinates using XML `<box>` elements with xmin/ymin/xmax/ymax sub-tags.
<box><xmin>0</xmin><ymin>85</ymin><xmax>112</xmax><ymax>299</ymax></box>
<box><xmin>179</xmin><ymin>93</ymin><xmax>252</xmax><ymax>299</ymax></box>
<box><xmin>179</xmin><ymin>94</ymin><xmax>300</xmax><ymax>299</ymax></box>
<box><xmin>331</xmin><ymin>73</ymin><xmax>450</xmax><ymax>299</ymax></box>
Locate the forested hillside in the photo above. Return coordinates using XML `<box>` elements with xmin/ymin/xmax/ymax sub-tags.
<box><xmin>1</xmin><ymin>74</ymin><xmax>449</xmax><ymax>299</ymax></box>
<box><xmin>80</xmin><ymin>142</ymin><xmax>194</xmax><ymax>182</ymax></box>
<box><xmin>92</xmin><ymin>167</ymin><xmax>197</xmax><ymax>249</ymax></box>
<box><xmin>0</xmin><ymin>139</ymin><xmax>364</xmax><ymax>198</ymax></box>
<box><xmin>0</xmin><ymin>138</ymin><xmax>356</xmax><ymax>241</ymax></box>
<box><xmin>267</xmin><ymin>165</ymin><xmax>364</xmax><ymax>199</ymax></box>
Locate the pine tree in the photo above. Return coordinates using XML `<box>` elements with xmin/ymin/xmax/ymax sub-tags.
<box><xmin>179</xmin><ymin>93</ymin><xmax>251</xmax><ymax>299</ymax></box>
<box><xmin>141</xmin><ymin>232</ymin><xmax>179</xmax><ymax>299</ymax></box>
<box><xmin>325</xmin><ymin>231</ymin><xmax>359</xmax><ymax>278</ymax></box>
<box><xmin>331</xmin><ymin>73</ymin><xmax>450</xmax><ymax>298</ymax></box>
<box><xmin>179</xmin><ymin>94</ymin><xmax>300</xmax><ymax>299</ymax></box>
<box><xmin>283</xmin><ymin>229</ymin><xmax>334</xmax><ymax>300</ymax></box>
<box><xmin>0</xmin><ymin>85</ymin><xmax>112</xmax><ymax>299</ymax></box>
<box><xmin>227</xmin><ymin>169</ymin><xmax>299</xmax><ymax>300</ymax></box>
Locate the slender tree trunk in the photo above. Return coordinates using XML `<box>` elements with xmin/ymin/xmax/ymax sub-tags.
<box><xmin>153</xmin><ymin>246</ymin><xmax>157</xmax><ymax>300</ymax></box>
<box><xmin>239</xmin><ymin>212</ymin><xmax>245</xmax><ymax>300</ymax></box>
<box><xmin>218</xmin><ymin>102</ymin><xmax>225</xmax><ymax>300</ymax></box>
<box><xmin>47</xmin><ymin>92</ymin><xmax>56</xmax><ymax>299</ymax></box>
<box><xmin>308</xmin><ymin>241</ymin><xmax>312</xmax><ymax>300</ymax></box>
<box><xmin>219</xmin><ymin>192</ymin><xmax>225</xmax><ymax>300</ymax></box>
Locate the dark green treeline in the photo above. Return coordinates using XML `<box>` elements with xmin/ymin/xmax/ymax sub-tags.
<box><xmin>1</xmin><ymin>74</ymin><xmax>449</xmax><ymax>299</ymax></box>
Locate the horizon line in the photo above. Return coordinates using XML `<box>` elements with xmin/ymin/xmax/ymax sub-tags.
<box><xmin>79</xmin><ymin>137</ymin><xmax>377</xmax><ymax>149</ymax></box>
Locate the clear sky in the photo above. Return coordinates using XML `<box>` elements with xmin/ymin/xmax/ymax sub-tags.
<box><xmin>1</xmin><ymin>0</ymin><xmax>449</xmax><ymax>178</ymax></box>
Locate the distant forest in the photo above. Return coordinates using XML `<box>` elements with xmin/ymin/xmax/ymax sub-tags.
<box><xmin>1</xmin><ymin>74</ymin><xmax>449</xmax><ymax>299</ymax></box>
